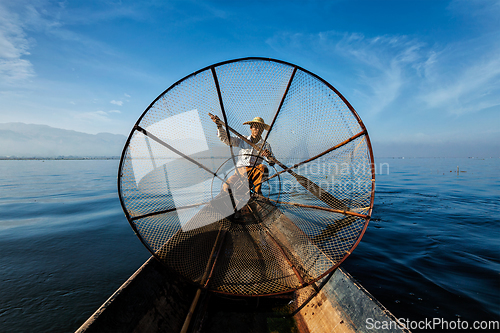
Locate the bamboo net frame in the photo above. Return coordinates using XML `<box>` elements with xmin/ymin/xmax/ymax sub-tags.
<box><xmin>118</xmin><ymin>57</ymin><xmax>375</xmax><ymax>296</ymax></box>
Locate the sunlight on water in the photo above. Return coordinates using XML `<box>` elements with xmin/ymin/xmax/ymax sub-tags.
<box><xmin>0</xmin><ymin>160</ymin><xmax>150</xmax><ymax>332</ymax></box>
<box><xmin>0</xmin><ymin>158</ymin><xmax>498</xmax><ymax>332</ymax></box>
<box><xmin>343</xmin><ymin>157</ymin><xmax>500</xmax><ymax>323</ymax></box>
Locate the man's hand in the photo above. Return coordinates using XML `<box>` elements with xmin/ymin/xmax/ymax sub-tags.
<box><xmin>209</xmin><ymin>113</ymin><xmax>223</xmax><ymax>127</ymax></box>
<box><xmin>261</xmin><ymin>149</ymin><xmax>270</xmax><ymax>157</ymax></box>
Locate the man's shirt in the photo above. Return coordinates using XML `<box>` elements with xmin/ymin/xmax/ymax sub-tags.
<box><xmin>217</xmin><ymin>127</ymin><xmax>274</xmax><ymax>168</ymax></box>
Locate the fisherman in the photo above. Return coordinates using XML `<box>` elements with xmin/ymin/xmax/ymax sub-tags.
<box><xmin>210</xmin><ymin>114</ymin><xmax>274</xmax><ymax>195</ymax></box>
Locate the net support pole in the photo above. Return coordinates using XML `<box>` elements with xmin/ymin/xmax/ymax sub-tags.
<box><xmin>211</xmin><ymin>119</ymin><xmax>349</xmax><ymax>211</ymax></box>
<box><xmin>180</xmin><ymin>225</ymin><xmax>226</xmax><ymax>333</ymax></box>
<box><xmin>247</xmin><ymin>202</ymin><xmax>306</xmax><ymax>286</ymax></box>
<box><xmin>180</xmin><ymin>289</ymin><xmax>202</xmax><ymax>333</ymax></box>
<box><xmin>266</xmin><ymin>229</ymin><xmax>306</xmax><ymax>286</ymax></box>
<box><xmin>211</xmin><ymin>66</ymin><xmax>239</xmax><ymax>214</ymax></box>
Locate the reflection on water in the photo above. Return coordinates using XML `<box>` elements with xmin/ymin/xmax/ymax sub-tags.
<box><xmin>0</xmin><ymin>158</ymin><xmax>498</xmax><ymax>332</ymax></box>
<box><xmin>0</xmin><ymin>160</ymin><xmax>150</xmax><ymax>333</ymax></box>
<box><xmin>342</xmin><ymin>157</ymin><xmax>500</xmax><ymax>326</ymax></box>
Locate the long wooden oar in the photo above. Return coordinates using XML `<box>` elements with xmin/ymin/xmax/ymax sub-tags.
<box><xmin>209</xmin><ymin>113</ymin><xmax>348</xmax><ymax>211</ymax></box>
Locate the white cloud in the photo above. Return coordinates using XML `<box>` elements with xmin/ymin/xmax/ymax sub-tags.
<box><xmin>75</xmin><ymin>110</ymin><xmax>110</xmax><ymax>122</ymax></box>
<box><xmin>0</xmin><ymin>1</ymin><xmax>136</xmax><ymax>86</ymax></box>
<box><xmin>268</xmin><ymin>28</ymin><xmax>500</xmax><ymax>117</ymax></box>
<box><xmin>334</xmin><ymin>33</ymin><xmax>425</xmax><ymax>115</ymax></box>
<box><xmin>268</xmin><ymin>31</ymin><xmax>424</xmax><ymax>115</ymax></box>
<box><xmin>75</xmin><ymin>109</ymin><xmax>121</xmax><ymax>123</ymax></box>
<box><xmin>0</xmin><ymin>3</ymin><xmax>35</xmax><ymax>82</ymax></box>
<box><xmin>110</xmin><ymin>100</ymin><xmax>123</xmax><ymax>106</ymax></box>
<box><xmin>124</xmin><ymin>93</ymin><xmax>131</xmax><ymax>98</ymax></box>
<box><xmin>421</xmin><ymin>41</ymin><xmax>500</xmax><ymax>115</ymax></box>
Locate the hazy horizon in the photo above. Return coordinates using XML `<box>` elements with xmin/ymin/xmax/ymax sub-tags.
<box><xmin>0</xmin><ymin>121</ymin><xmax>497</xmax><ymax>159</ymax></box>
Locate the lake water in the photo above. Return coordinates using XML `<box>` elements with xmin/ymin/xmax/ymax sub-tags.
<box><xmin>0</xmin><ymin>158</ymin><xmax>498</xmax><ymax>332</ymax></box>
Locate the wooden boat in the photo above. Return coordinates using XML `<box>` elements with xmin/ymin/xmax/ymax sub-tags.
<box><xmin>76</xmin><ymin>255</ymin><xmax>409</xmax><ymax>333</ymax></box>
<box><xmin>77</xmin><ymin>197</ymin><xmax>410</xmax><ymax>333</ymax></box>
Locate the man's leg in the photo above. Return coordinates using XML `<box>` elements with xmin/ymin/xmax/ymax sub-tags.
<box><xmin>246</xmin><ymin>164</ymin><xmax>268</xmax><ymax>194</ymax></box>
<box><xmin>222</xmin><ymin>167</ymin><xmax>248</xmax><ymax>193</ymax></box>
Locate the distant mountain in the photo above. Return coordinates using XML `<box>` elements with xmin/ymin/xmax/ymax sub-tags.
<box><xmin>1</xmin><ymin>122</ymin><xmax>497</xmax><ymax>159</ymax></box>
<box><xmin>0</xmin><ymin>123</ymin><xmax>128</xmax><ymax>157</ymax></box>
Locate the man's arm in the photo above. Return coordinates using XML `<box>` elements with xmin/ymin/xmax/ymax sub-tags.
<box><xmin>209</xmin><ymin>113</ymin><xmax>241</xmax><ymax>147</ymax></box>
<box><xmin>262</xmin><ymin>143</ymin><xmax>275</xmax><ymax>166</ymax></box>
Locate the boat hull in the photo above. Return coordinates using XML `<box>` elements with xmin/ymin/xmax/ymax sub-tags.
<box><xmin>76</xmin><ymin>256</ymin><xmax>409</xmax><ymax>333</ymax></box>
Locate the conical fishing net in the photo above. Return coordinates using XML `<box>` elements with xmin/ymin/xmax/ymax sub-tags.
<box><xmin>118</xmin><ymin>58</ymin><xmax>375</xmax><ymax>296</ymax></box>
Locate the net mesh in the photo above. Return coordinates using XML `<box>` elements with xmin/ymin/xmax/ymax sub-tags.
<box><xmin>118</xmin><ymin>58</ymin><xmax>375</xmax><ymax>296</ymax></box>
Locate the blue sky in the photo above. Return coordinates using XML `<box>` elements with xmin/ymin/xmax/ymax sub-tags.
<box><xmin>0</xmin><ymin>0</ymin><xmax>499</xmax><ymax>157</ymax></box>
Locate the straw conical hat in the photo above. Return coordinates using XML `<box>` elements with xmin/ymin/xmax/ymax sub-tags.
<box><xmin>243</xmin><ymin>117</ymin><xmax>270</xmax><ymax>130</ymax></box>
